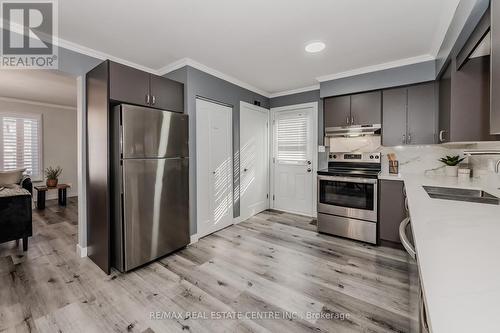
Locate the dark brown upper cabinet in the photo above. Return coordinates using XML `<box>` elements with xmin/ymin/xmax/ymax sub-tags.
<box><xmin>109</xmin><ymin>61</ymin><xmax>184</xmax><ymax>113</ymax></box>
<box><xmin>382</xmin><ymin>82</ymin><xmax>437</xmax><ymax>146</ymax></box>
<box><xmin>324</xmin><ymin>91</ymin><xmax>381</xmax><ymax>128</ymax></box>
<box><xmin>324</xmin><ymin>95</ymin><xmax>350</xmax><ymax>128</ymax></box>
<box><xmin>439</xmin><ymin>56</ymin><xmax>499</xmax><ymax>142</ymax></box>
<box><xmin>438</xmin><ymin>63</ymin><xmax>452</xmax><ymax>143</ymax></box>
<box><xmin>109</xmin><ymin>62</ymin><xmax>150</xmax><ymax>106</ymax></box>
<box><xmin>407</xmin><ymin>83</ymin><xmax>437</xmax><ymax>145</ymax></box>
<box><xmin>351</xmin><ymin>91</ymin><xmax>382</xmax><ymax>125</ymax></box>
<box><xmin>149</xmin><ymin>75</ymin><xmax>184</xmax><ymax>113</ymax></box>
<box><xmin>382</xmin><ymin>87</ymin><xmax>407</xmax><ymax>146</ymax></box>
<box><xmin>437</xmin><ymin>5</ymin><xmax>500</xmax><ymax>142</ymax></box>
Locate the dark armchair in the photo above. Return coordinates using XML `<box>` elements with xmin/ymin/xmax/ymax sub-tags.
<box><xmin>0</xmin><ymin>177</ymin><xmax>33</xmax><ymax>251</ymax></box>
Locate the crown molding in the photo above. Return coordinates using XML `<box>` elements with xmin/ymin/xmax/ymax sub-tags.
<box><xmin>156</xmin><ymin>58</ymin><xmax>190</xmax><ymax>75</ymax></box>
<box><xmin>0</xmin><ymin>96</ymin><xmax>76</xmax><ymax>111</ymax></box>
<box><xmin>1</xmin><ymin>21</ymin><xmax>162</xmax><ymax>75</ymax></box>
<box><xmin>269</xmin><ymin>84</ymin><xmax>320</xmax><ymax>99</ymax></box>
<box><xmin>57</xmin><ymin>37</ymin><xmax>161</xmax><ymax>75</ymax></box>
<box><xmin>316</xmin><ymin>54</ymin><xmax>435</xmax><ymax>82</ymax></box>
<box><xmin>159</xmin><ymin>58</ymin><xmax>271</xmax><ymax>98</ymax></box>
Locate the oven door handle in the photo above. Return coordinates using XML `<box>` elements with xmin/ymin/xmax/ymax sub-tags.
<box><xmin>318</xmin><ymin>175</ymin><xmax>378</xmax><ymax>184</ymax></box>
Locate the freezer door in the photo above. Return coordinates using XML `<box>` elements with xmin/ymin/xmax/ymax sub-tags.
<box><xmin>122</xmin><ymin>157</ymin><xmax>189</xmax><ymax>271</ymax></box>
<box><xmin>121</xmin><ymin>104</ymin><xmax>188</xmax><ymax>158</ymax></box>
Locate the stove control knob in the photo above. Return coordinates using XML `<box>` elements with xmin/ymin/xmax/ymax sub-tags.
<box><xmin>370</xmin><ymin>155</ymin><xmax>374</xmax><ymax>159</ymax></box>
<box><xmin>375</xmin><ymin>155</ymin><xmax>379</xmax><ymax>159</ymax></box>
<box><xmin>329</xmin><ymin>154</ymin><xmax>333</xmax><ymax>159</ymax></box>
<box><xmin>333</xmin><ymin>155</ymin><xmax>337</xmax><ymax>159</ymax></box>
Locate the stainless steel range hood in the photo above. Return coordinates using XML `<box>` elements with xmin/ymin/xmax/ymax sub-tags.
<box><xmin>325</xmin><ymin>124</ymin><xmax>381</xmax><ymax>137</ymax></box>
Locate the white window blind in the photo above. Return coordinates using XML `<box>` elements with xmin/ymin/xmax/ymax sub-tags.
<box><xmin>276</xmin><ymin>112</ymin><xmax>309</xmax><ymax>164</ymax></box>
<box><xmin>0</xmin><ymin>113</ymin><xmax>42</xmax><ymax>180</ymax></box>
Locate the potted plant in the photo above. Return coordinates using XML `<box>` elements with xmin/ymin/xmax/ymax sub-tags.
<box><xmin>439</xmin><ymin>155</ymin><xmax>465</xmax><ymax>177</ymax></box>
<box><xmin>45</xmin><ymin>166</ymin><xmax>62</xmax><ymax>187</ymax></box>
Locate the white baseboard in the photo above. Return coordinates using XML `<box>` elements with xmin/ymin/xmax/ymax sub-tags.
<box><xmin>76</xmin><ymin>244</ymin><xmax>87</xmax><ymax>258</ymax></box>
<box><xmin>189</xmin><ymin>234</ymin><xmax>199</xmax><ymax>245</ymax></box>
<box><xmin>233</xmin><ymin>216</ymin><xmax>244</xmax><ymax>224</ymax></box>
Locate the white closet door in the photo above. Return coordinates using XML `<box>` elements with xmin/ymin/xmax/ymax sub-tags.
<box><xmin>240</xmin><ymin>102</ymin><xmax>269</xmax><ymax>222</ymax></box>
<box><xmin>196</xmin><ymin>99</ymin><xmax>233</xmax><ymax>238</ymax></box>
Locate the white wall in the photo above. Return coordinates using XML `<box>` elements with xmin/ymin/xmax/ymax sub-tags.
<box><xmin>0</xmin><ymin>98</ymin><xmax>78</xmax><ymax>198</ymax></box>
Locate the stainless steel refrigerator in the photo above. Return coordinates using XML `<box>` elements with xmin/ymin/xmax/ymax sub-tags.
<box><xmin>111</xmin><ymin>104</ymin><xmax>189</xmax><ymax>272</ymax></box>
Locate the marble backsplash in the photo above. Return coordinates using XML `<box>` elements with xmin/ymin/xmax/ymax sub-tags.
<box><xmin>327</xmin><ymin>136</ymin><xmax>500</xmax><ymax>178</ymax></box>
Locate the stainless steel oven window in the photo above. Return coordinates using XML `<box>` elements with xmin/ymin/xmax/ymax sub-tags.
<box><xmin>319</xmin><ymin>178</ymin><xmax>375</xmax><ymax>211</ymax></box>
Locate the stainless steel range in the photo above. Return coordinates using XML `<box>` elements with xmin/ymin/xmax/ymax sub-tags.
<box><xmin>317</xmin><ymin>152</ymin><xmax>381</xmax><ymax>244</ymax></box>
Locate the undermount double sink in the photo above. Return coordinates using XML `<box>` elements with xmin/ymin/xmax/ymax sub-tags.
<box><xmin>423</xmin><ymin>186</ymin><xmax>500</xmax><ymax>205</ymax></box>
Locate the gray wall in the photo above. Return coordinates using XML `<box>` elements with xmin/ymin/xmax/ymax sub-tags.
<box><xmin>320</xmin><ymin>60</ymin><xmax>436</xmax><ymax>98</ymax></box>
<box><xmin>164</xmin><ymin>66</ymin><xmax>269</xmax><ymax>236</ymax></box>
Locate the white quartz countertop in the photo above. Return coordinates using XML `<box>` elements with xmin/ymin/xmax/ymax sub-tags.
<box><xmin>400</xmin><ymin>173</ymin><xmax>500</xmax><ymax>333</ymax></box>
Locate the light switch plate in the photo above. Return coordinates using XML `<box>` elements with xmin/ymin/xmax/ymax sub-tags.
<box><xmin>318</xmin><ymin>145</ymin><xmax>326</xmax><ymax>152</ymax></box>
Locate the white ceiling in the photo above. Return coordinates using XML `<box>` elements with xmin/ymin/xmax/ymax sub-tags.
<box><xmin>0</xmin><ymin>70</ymin><xmax>77</xmax><ymax>108</ymax></box>
<box><xmin>58</xmin><ymin>0</ymin><xmax>460</xmax><ymax>96</ymax></box>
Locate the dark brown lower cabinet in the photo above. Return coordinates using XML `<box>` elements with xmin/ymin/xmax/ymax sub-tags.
<box><xmin>379</xmin><ymin>179</ymin><xmax>406</xmax><ymax>246</ymax></box>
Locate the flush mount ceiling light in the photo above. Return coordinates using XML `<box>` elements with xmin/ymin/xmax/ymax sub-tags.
<box><xmin>305</xmin><ymin>41</ymin><xmax>326</xmax><ymax>53</ymax></box>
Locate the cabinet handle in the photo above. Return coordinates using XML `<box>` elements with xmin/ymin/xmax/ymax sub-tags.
<box><xmin>399</xmin><ymin>217</ymin><xmax>416</xmax><ymax>259</ymax></box>
<box><xmin>439</xmin><ymin>130</ymin><xmax>446</xmax><ymax>142</ymax></box>
<box><xmin>402</xmin><ymin>134</ymin><xmax>406</xmax><ymax>144</ymax></box>
<box><xmin>351</xmin><ymin>116</ymin><xmax>354</xmax><ymax>125</ymax></box>
<box><xmin>346</xmin><ymin>116</ymin><xmax>349</xmax><ymax>125</ymax></box>
<box><xmin>146</xmin><ymin>94</ymin><xmax>150</xmax><ymax>105</ymax></box>
<box><xmin>407</xmin><ymin>133</ymin><xmax>411</xmax><ymax>144</ymax></box>
<box><xmin>152</xmin><ymin>95</ymin><xmax>156</xmax><ymax>105</ymax></box>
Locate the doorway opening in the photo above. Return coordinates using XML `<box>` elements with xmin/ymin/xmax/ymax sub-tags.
<box><xmin>0</xmin><ymin>69</ymin><xmax>79</xmax><ymax>256</ymax></box>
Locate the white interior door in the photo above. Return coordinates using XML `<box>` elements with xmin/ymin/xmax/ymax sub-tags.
<box><xmin>272</xmin><ymin>105</ymin><xmax>315</xmax><ymax>216</ymax></box>
<box><xmin>240</xmin><ymin>102</ymin><xmax>269</xmax><ymax>222</ymax></box>
<box><xmin>196</xmin><ymin>99</ymin><xmax>233</xmax><ymax>238</ymax></box>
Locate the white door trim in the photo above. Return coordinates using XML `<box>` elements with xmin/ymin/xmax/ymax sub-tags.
<box><xmin>270</xmin><ymin>102</ymin><xmax>318</xmax><ymax>218</ymax></box>
<box><xmin>196</xmin><ymin>98</ymin><xmax>234</xmax><ymax>239</ymax></box>
<box><xmin>237</xmin><ymin>101</ymin><xmax>270</xmax><ymax>224</ymax></box>
<box><xmin>76</xmin><ymin>75</ymin><xmax>87</xmax><ymax>257</ymax></box>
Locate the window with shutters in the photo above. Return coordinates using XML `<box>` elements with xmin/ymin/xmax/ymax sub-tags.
<box><xmin>276</xmin><ymin>112</ymin><xmax>309</xmax><ymax>164</ymax></box>
<box><xmin>0</xmin><ymin>113</ymin><xmax>42</xmax><ymax>180</ymax></box>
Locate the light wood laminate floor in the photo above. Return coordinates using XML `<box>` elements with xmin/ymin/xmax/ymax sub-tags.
<box><xmin>0</xmin><ymin>200</ymin><xmax>419</xmax><ymax>332</ymax></box>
